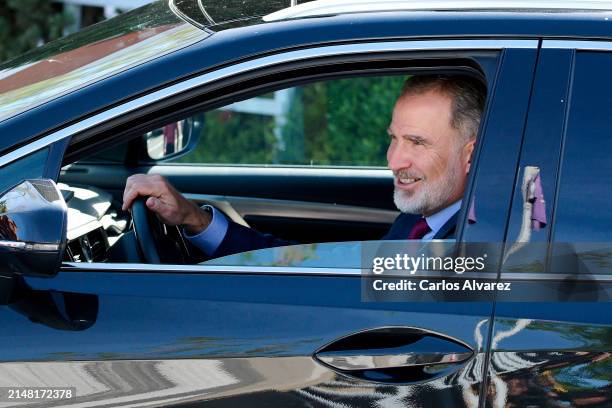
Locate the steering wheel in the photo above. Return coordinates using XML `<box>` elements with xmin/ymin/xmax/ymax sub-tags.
<box><xmin>131</xmin><ymin>197</ymin><xmax>190</xmax><ymax>264</ymax></box>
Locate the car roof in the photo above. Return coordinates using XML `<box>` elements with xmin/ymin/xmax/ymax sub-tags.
<box><xmin>265</xmin><ymin>0</ymin><xmax>612</xmax><ymax>22</ymax></box>
<box><xmin>174</xmin><ymin>0</ymin><xmax>612</xmax><ymax>28</ymax></box>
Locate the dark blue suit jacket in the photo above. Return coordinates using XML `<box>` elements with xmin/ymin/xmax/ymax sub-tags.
<box><xmin>207</xmin><ymin>212</ymin><xmax>458</xmax><ymax>259</ymax></box>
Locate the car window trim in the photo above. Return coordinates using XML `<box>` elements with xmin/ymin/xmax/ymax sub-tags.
<box><xmin>542</xmin><ymin>40</ymin><xmax>612</xmax><ymax>50</ymax></box>
<box><xmin>60</xmin><ymin>262</ymin><xmax>612</xmax><ymax>281</ymax></box>
<box><xmin>0</xmin><ymin>39</ymin><xmax>537</xmax><ymax>169</ymax></box>
<box><xmin>61</xmin><ymin>261</ymin><xmax>502</xmax><ymax>279</ymax></box>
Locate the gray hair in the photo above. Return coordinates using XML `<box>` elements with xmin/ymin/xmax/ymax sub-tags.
<box><xmin>400</xmin><ymin>74</ymin><xmax>486</xmax><ymax>143</ymax></box>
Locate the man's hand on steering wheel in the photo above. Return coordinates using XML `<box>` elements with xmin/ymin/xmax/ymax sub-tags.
<box><xmin>122</xmin><ymin>174</ymin><xmax>211</xmax><ymax>234</ymax></box>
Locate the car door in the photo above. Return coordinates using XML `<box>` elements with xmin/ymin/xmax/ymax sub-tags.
<box><xmin>486</xmin><ymin>41</ymin><xmax>612</xmax><ymax>407</ymax></box>
<box><xmin>0</xmin><ymin>39</ymin><xmax>537</xmax><ymax>407</ymax></box>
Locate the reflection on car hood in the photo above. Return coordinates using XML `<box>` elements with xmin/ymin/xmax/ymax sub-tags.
<box><xmin>0</xmin><ymin>1</ymin><xmax>209</xmax><ymax>124</ymax></box>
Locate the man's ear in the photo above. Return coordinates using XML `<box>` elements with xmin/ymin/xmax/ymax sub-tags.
<box><xmin>463</xmin><ymin>138</ymin><xmax>476</xmax><ymax>173</ymax></box>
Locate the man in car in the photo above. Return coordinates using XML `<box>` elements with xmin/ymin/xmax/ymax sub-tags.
<box><xmin>122</xmin><ymin>75</ymin><xmax>485</xmax><ymax>259</ymax></box>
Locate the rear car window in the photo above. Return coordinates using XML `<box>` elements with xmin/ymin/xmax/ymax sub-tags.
<box><xmin>551</xmin><ymin>51</ymin><xmax>612</xmax><ymax>275</ymax></box>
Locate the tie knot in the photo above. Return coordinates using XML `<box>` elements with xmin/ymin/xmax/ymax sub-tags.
<box><xmin>408</xmin><ymin>218</ymin><xmax>431</xmax><ymax>240</ymax></box>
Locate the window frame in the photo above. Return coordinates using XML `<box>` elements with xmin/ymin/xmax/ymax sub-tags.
<box><xmin>0</xmin><ymin>38</ymin><xmax>538</xmax><ymax>275</ymax></box>
<box><xmin>60</xmin><ymin>40</ymin><xmax>510</xmax><ymax>166</ymax></box>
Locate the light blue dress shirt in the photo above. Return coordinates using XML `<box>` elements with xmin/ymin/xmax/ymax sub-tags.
<box><xmin>183</xmin><ymin>205</ymin><xmax>229</xmax><ymax>255</ymax></box>
<box><xmin>422</xmin><ymin>200</ymin><xmax>462</xmax><ymax>240</ymax></box>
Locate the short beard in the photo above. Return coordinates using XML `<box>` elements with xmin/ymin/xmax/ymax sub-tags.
<box><xmin>393</xmin><ymin>150</ymin><xmax>463</xmax><ymax>215</ymax></box>
<box><xmin>394</xmin><ymin>188</ymin><xmax>428</xmax><ymax>214</ymax></box>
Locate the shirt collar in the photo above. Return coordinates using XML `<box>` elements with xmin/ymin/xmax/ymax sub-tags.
<box><xmin>425</xmin><ymin>200</ymin><xmax>462</xmax><ymax>236</ymax></box>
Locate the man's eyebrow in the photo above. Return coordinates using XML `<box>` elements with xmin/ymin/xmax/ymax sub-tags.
<box><xmin>387</xmin><ymin>129</ymin><xmax>429</xmax><ymax>144</ymax></box>
<box><xmin>408</xmin><ymin>134</ymin><xmax>427</xmax><ymax>144</ymax></box>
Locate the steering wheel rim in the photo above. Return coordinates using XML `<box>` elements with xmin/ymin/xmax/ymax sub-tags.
<box><xmin>131</xmin><ymin>197</ymin><xmax>161</xmax><ymax>263</ymax></box>
<box><xmin>131</xmin><ymin>197</ymin><xmax>189</xmax><ymax>264</ymax></box>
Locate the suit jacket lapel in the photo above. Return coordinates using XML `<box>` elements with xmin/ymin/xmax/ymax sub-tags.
<box><xmin>382</xmin><ymin>213</ymin><xmax>421</xmax><ymax>240</ymax></box>
<box><xmin>433</xmin><ymin>212</ymin><xmax>458</xmax><ymax>240</ymax></box>
<box><xmin>383</xmin><ymin>211</ymin><xmax>459</xmax><ymax>240</ymax></box>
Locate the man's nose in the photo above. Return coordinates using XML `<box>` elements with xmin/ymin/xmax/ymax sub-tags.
<box><xmin>387</xmin><ymin>145</ymin><xmax>413</xmax><ymax>172</ymax></box>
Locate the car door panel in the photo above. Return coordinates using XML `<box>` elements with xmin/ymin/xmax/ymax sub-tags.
<box><xmin>484</xmin><ymin>44</ymin><xmax>612</xmax><ymax>407</ymax></box>
<box><xmin>4</xmin><ymin>270</ymin><xmax>492</xmax><ymax>407</ymax></box>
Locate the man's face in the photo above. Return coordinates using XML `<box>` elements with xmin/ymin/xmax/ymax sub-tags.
<box><xmin>387</xmin><ymin>89</ymin><xmax>474</xmax><ymax>216</ymax></box>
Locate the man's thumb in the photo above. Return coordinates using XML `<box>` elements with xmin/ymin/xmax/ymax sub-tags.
<box><xmin>146</xmin><ymin>196</ymin><xmax>159</xmax><ymax>210</ymax></box>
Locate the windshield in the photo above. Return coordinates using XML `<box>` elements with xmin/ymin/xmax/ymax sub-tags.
<box><xmin>0</xmin><ymin>1</ymin><xmax>209</xmax><ymax>123</ymax></box>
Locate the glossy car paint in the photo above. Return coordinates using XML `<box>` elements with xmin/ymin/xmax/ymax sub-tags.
<box><xmin>1</xmin><ymin>271</ymin><xmax>495</xmax><ymax>406</ymax></box>
<box><xmin>0</xmin><ymin>1</ymin><xmax>610</xmax><ymax>407</ymax></box>
<box><xmin>485</xmin><ymin>304</ymin><xmax>612</xmax><ymax>407</ymax></box>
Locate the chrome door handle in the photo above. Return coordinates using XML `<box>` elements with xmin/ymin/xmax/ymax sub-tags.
<box><xmin>314</xmin><ymin>327</ymin><xmax>474</xmax><ymax>383</ymax></box>
<box><xmin>317</xmin><ymin>350</ymin><xmax>472</xmax><ymax>371</ymax></box>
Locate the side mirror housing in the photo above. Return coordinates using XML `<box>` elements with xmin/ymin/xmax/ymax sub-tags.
<box><xmin>0</xmin><ymin>179</ymin><xmax>67</xmax><ymax>278</ymax></box>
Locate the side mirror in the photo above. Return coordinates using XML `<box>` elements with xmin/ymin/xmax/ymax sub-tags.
<box><xmin>0</xmin><ymin>179</ymin><xmax>67</xmax><ymax>278</ymax></box>
<box><xmin>144</xmin><ymin>115</ymin><xmax>202</xmax><ymax>161</ymax></box>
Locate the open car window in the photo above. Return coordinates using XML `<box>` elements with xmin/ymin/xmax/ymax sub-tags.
<box><xmin>59</xmin><ymin>68</ymin><xmax>491</xmax><ymax>266</ymax></box>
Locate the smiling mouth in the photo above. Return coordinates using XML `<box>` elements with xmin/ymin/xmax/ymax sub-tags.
<box><xmin>397</xmin><ymin>177</ymin><xmax>422</xmax><ymax>186</ymax></box>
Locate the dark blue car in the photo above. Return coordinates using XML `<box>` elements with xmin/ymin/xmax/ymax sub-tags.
<box><xmin>0</xmin><ymin>1</ymin><xmax>610</xmax><ymax>406</ymax></box>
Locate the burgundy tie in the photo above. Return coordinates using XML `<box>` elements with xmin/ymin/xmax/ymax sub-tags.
<box><xmin>407</xmin><ymin>218</ymin><xmax>431</xmax><ymax>240</ymax></box>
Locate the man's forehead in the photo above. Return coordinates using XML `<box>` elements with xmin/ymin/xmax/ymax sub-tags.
<box><xmin>391</xmin><ymin>90</ymin><xmax>452</xmax><ymax>124</ymax></box>
<box><xmin>395</xmin><ymin>88</ymin><xmax>454</xmax><ymax>110</ymax></box>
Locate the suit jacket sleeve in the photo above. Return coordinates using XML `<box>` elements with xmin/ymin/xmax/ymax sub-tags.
<box><xmin>210</xmin><ymin>221</ymin><xmax>295</xmax><ymax>259</ymax></box>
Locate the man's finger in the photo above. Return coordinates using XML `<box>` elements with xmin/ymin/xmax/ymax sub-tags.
<box><xmin>122</xmin><ymin>174</ymin><xmax>140</xmax><ymax>202</ymax></box>
<box><xmin>122</xmin><ymin>187</ymin><xmax>134</xmax><ymax>211</ymax></box>
<box><xmin>122</xmin><ymin>183</ymin><xmax>156</xmax><ymax>211</ymax></box>
<box><xmin>122</xmin><ymin>174</ymin><xmax>149</xmax><ymax>205</ymax></box>
<box><xmin>123</xmin><ymin>187</ymin><xmax>140</xmax><ymax>211</ymax></box>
